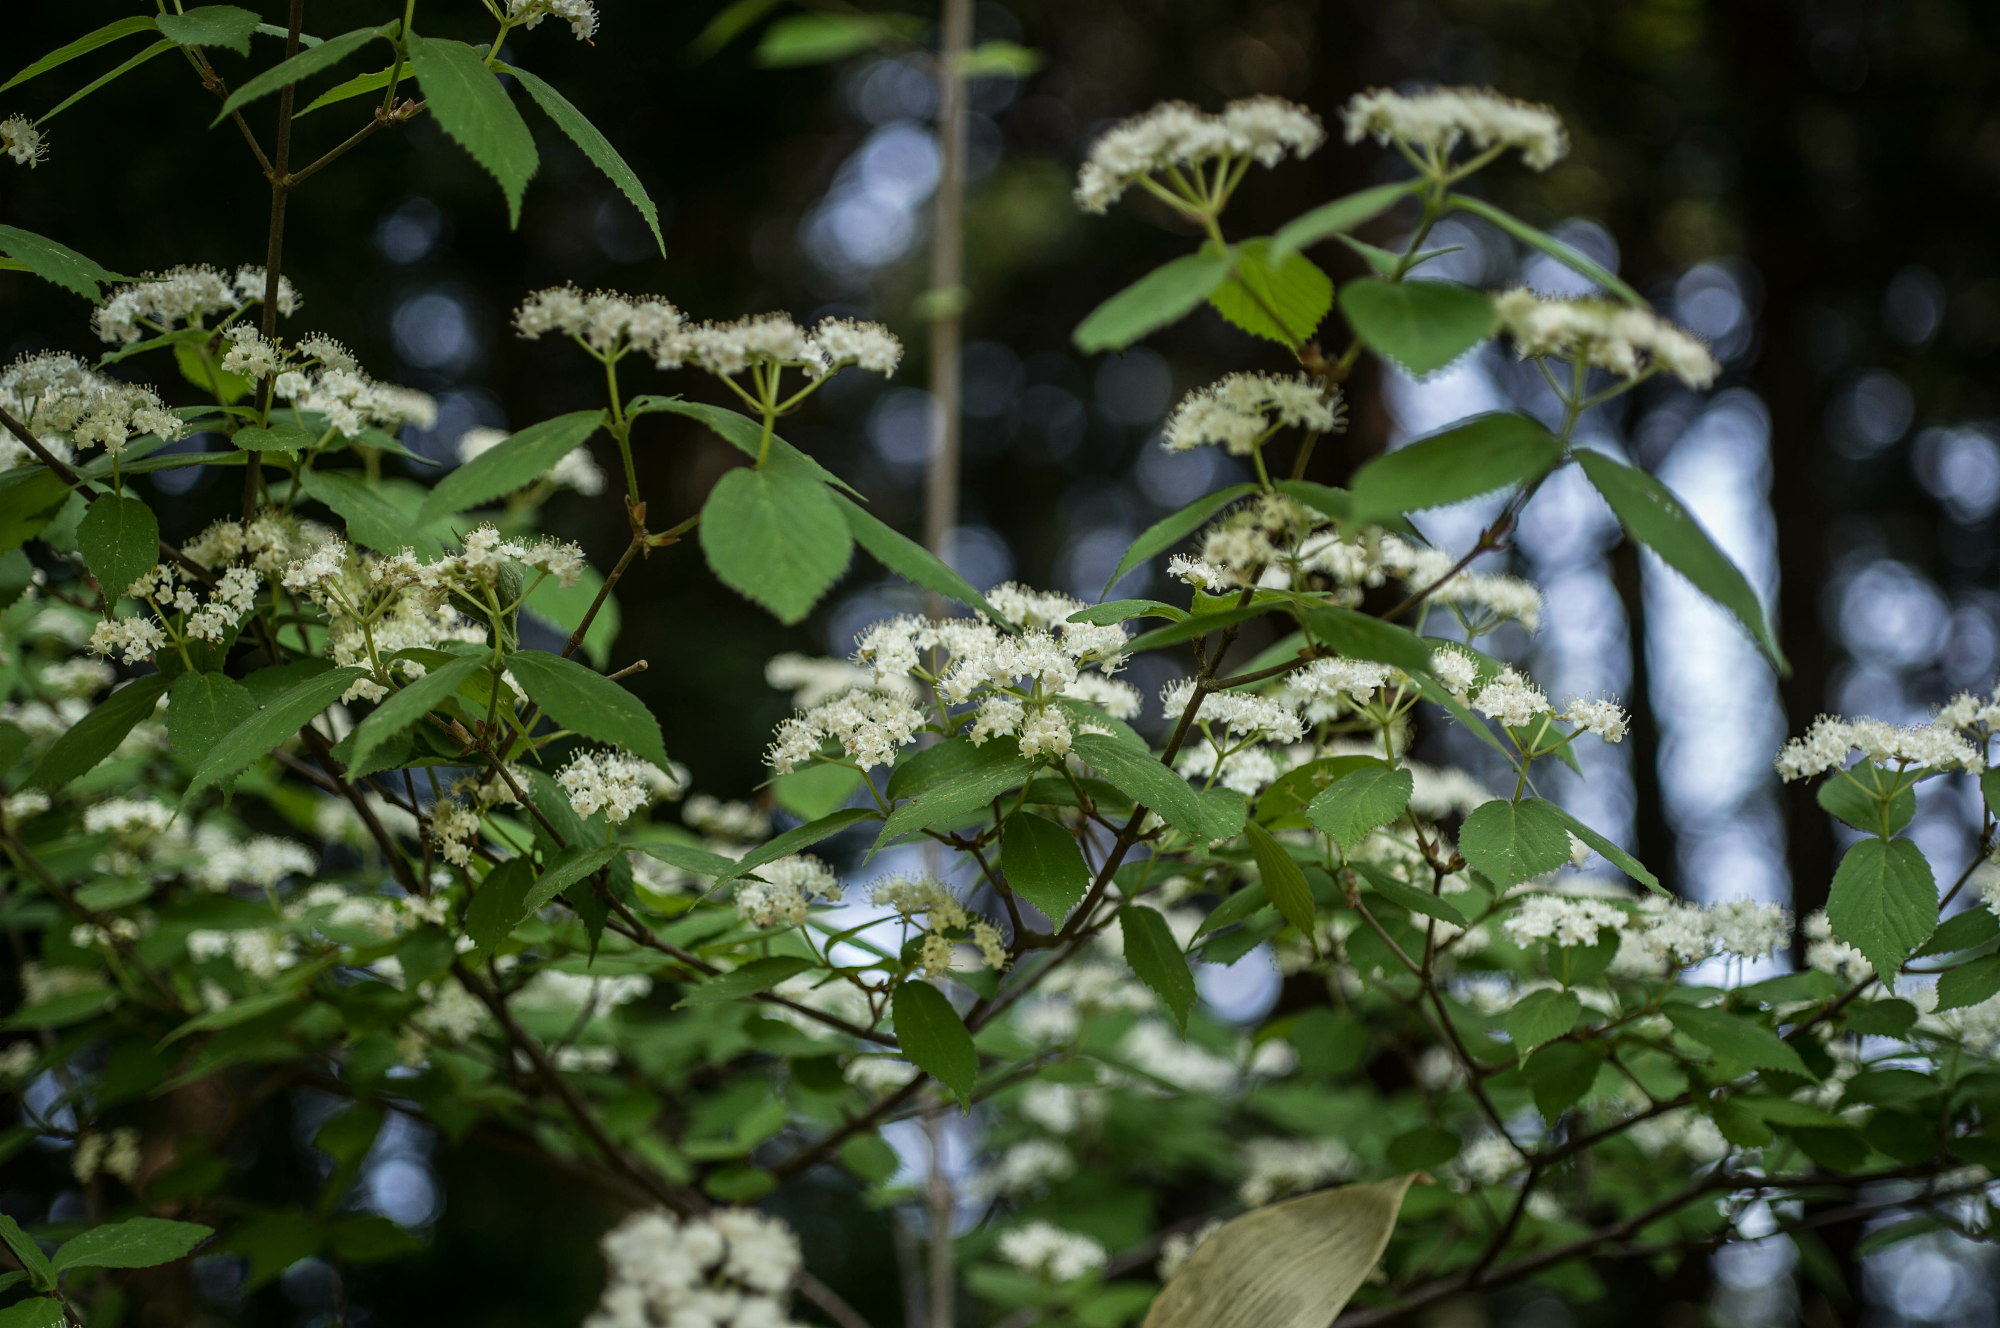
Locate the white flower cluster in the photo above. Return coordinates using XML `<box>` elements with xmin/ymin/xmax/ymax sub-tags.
<box><xmin>1775</xmin><ymin>712</ymin><xmax>1985</xmax><ymax>782</ymax></box>
<box><xmin>1377</xmin><ymin>535</ymin><xmax>1542</xmax><ymax>629</ymax></box>
<box><xmin>764</xmin><ymin>653</ymin><xmax>903</xmax><ymax>708</ymax></box>
<box><xmin>1493</xmin><ymin>289</ymin><xmax>1720</xmax><ymax>391</ymax></box>
<box><xmin>1162</xmin><ymin>373</ymin><xmax>1346</xmax><ymax>454</ymax></box>
<box><xmin>1616</xmin><ymin>897</ymin><xmax>1791</xmax><ymax>972</ymax></box>
<box><xmin>273</xmin><ymin>363</ymin><xmax>437</xmax><ymax>438</ymax></box>
<box><xmin>874</xmin><ymin>874</ymin><xmax>1006</xmax><ymax>976</ymax></box>
<box><xmin>507</xmin><ymin>0</ymin><xmax>599</xmax><ymax>40</ymax></box>
<box><xmin>1237</xmin><ymin>1137</ymin><xmax>1357</xmax><ymax>1206</ymax></box>
<box><xmin>1281</xmin><ymin>657</ymin><xmax>1400</xmax><ymax>720</ymax></box>
<box><xmin>457</xmin><ymin>425</ymin><xmax>606</xmax><ymax>497</ymax></box>
<box><xmin>514</xmin><ymin>286</ymin><xmax>685</xmax><ymax>357</ymax></box>
<box><xmin>1801</xmin><ymin>910</ymin><xmax>1872</xmax><ymax>983</ymax></box>
<box><xmin>0</xmin><ymin>352</ymin><xmax>184</xmax><ymax>464</ymax></box>
<box><xmin>181</xmin><ymin>510</ymin><xmax>330</xmax><ymax>575</ymax></box>
<box><xmin>997</xmin><ymin>1221</ymin><xmax>1108</xmax><ymax>1282</ymax></box>
<box><xmin>1074</xmin><ymin>96</ymin><xmax>1325</xmax><ymax>214</ymax></box>
<box><xmin>672</xmin><ymin>313</ymin><xmax>903</xmax><ymax>380</ymax></box>
<box><xmin>187</xmin><ymin>826</ymin><xmax>316</xmax><ymax>893</ymax></box>
<box><xmin>1161</xmin><ymin>678</ymin><xmax>1306</xmax><ymax>743</ymax></box>
<box><xmin>93</xmin><ymin>265</ymin><xmax>300</xmax><ymax>344</ymax></box>
<box><xmin>1502</xmin><ymin>893</ymin><xmax>1628</xmax><ymax>948</ymax></box>
<box><xmin>2</xmin><ymin>114</ymin><xmax>46</xmax><ymax>168</ymax></box>
<box><xmin>72</xmin><ymin>1128</ymin><xmax>142</xmax><ymax>1184</ymax></box>
<box><xmin>1341</xmin><ymin>86</ymin><xmax>1568</xmax><ymax>171</ymax></box>
<box><xmin>1467</xmin><ymin>667</ymin><xmax>1549</xmax><ymax>729</ymax></box>
<box><xmin>513</xmin><ymin>969</ymin><xmax>652</xmax><ymax>1015</ymax></box>
<box><xmin>582</xmin><ymin>1208</ymin><xmax>804</xmax><ymax>1328</ymax></box>
<box><xmin>734</xmin><ymin>855</ymin><xmax>842</xmax><ymax>928</ymax></box>
<box><xmin>558</xmin><ymin>748</ymin><xmax>673</xmax><ymax>823</ymax></box>
<box><xmin>85</xmin><ymin>617</ymin><xmax>167</xmax><ymax>666</ymax></box>
<box><xmin>766</xmin><ymin>688</ymin><xmax>927</xmax><ymax>774</ymax></box>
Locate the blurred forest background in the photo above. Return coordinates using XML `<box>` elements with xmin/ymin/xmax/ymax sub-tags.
<box><xmin>8</xmin><ymin>0</ymin><xmax>2000</xmax><ymax>1325</ymax></box>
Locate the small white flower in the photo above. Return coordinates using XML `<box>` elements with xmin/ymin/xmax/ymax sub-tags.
<box><xmin>1075</xmin><ymin>96</ymin><xmax>1323</xmax><ymax>214</ymax></box>
<box><xmin>1</xmin><ymin>114</ymin><xmax>47</xmax><ymax>168</ymax></box>
<box><xmin>1342</xmin><ymin>86</ymin><xmax>1568</xmax><ymax>171</ymax></box>
<box><xmin>1163</xmin><ymin>373</ymin><xmax>1346</xmax><ymax>454</ymax></box>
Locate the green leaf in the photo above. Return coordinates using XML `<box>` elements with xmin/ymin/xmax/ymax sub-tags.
<box><xmin>1074</xmin><ymin>252</ymin><xmax>1232</xmax><ymax>354</ymax></box>
<box><xmin>0</xmin><ymin>225</ymin><xmax>131</xmax><ymax>301</ymax></box>
<box><xmin>1523</xmin><ymin>1041</ymin><xmax>1600</xmax><ymax>1119</ymax></box>
<box><xmin>407</xmin><ymin>37</ymin><xmax>540</xmax><ymax>226</ymax></box>
<box><xmin>0</xmin><ymin>1297</ymin><xmax>63</xmax><ymax>1328</ymax></box>
<box><xmin>27</xmin><ymin>673</ymin><xmax>167</xmax><ymax>790</ymax></box>
<box><xmin>1244</xmin><ymin>822</ymin><xmax>1315</xmax><ymax>939</ymax></box>
<box><xmin>1270</xmin><ymin>182</ymin><xmax>1418</xmax><ymax>259</ymax></box>
<box><xmin>521</xmin><ymin>844</ymin><xmax>622</xmax><ymax>916</ymax></box>
<box><xmin>300</xmin><ymin>65</ymin><xmax>413</xmax><ymax>115</ymax></box>
<box><xmin>1665</xmin><ymin>1005</ymin><xmax>1810</xmax><ymax>1076</ymax></box>
<box><xmin>1917</xmin><ymin>906</ymin><xmax>1999</xmax><ymax>959</ymax></box>
<box><xmin>753</xmin><ymin>13</ymin><xmax>919</xmax><ymax>66</ymax></box>
<box><xmin>53</xmin><ymin>1217</ymin><xmax>213</xmax><ymax>1272</ymax></box>
<box><xmin>466</xmin><ymin>858</ymin><xmax>535</xmax><ymax>954</ymax></box>
<box><xmin>873</xmin><ymin>747</ymin><xmax>1042</xmax><ymax>853</ymax></box>
<box><xmin>1575</xmin><ymin>449</ymin><xmax>1786</xmax><ymax>671</ymax></box>
<box><xmin>1143</xmin><ymin>1176</ymin><xmax>1418</xmax><ymax>1328</ymax></box>
<box><xmin>1338</xmin><ymin>277</ymin><xmax>1496</xmax><ymax>377</ymax></box>
<box><xmin>1305</xmin><ymin>764</ymin><xmax>1412</xmax><ymax>854</ymax></box>
<box><xmin>1385</xmin><ymin>1125</ymin><xmax>1460</xmax><ymax>1172</ymax></box>
<box><xmin>499</xmin><ymin>63</ymin><xmax>664</xmax><ymax>256</ymax></box>
<box><xmin>183</xmin><ymin>666</ymin><xmax>368</xmax><ymax>805</ymax></box>
<box><xmin>1826</xmin><ymin>837</ymin><xmax>1937</xmax><ymax>984</ymax></box>
<box><xmin>0</xmin><ymin>470</ymin><xmax>72</xmax><ymax>555</ymax></box>
<box><xmin>1297</xmin><ymin>604</ymin><xmax>1435</xmax><ymax>676</ymax></box>
<box><xmin>1350</xmin><ymin>863</ymin><xmax>1467</xmax><ymax>927</ymax></box>
<box><xmin>1505</xmin><ymin>988</ymin><xmax>1581</xmax><ymax>1057</ymax></box>
<box><xmin>1073</xmin><ymin>733</ymin><xmax>1241</xmax><ymax>843</ymax></box>
<box><xmin>631</xmin><ymin>398</ymin><xmax>858</xmax><ymax>495</ymax></box>
<box><xmin>1817</xmin><ymin>762</ymin><xmax>1915</xmax><ymax>837</ymax></box>
<box><xmin>76</xmin><ymin>494</ymin><xmax>159</xmax><ymax>603</ymax></box>
<box><xmin>1350</xmin><ymin>413</ymin><xmax>1564</xmax><ymax>523</ymax></box>
<box><xmin>1001</xmin><ymin>812</ymin><xmax>1090</xmax><ymax>924</ymax></box>
<box><xmin>1459</xmin><ymin>798</ymin><xmax>1570</xmax><ymax>887</ymax></box>
<box><xmin>1209</xmin><ymin>240</ymin><xmax>1333</xmax><ymax>345</ymax></box>
<box><xmin>339</xmin><ymin>653</ymin><xmax>484</xmax><ymax>779</ymax></box>
<box><xmin>835</xmin><ymin>495</ymin><xmax>1000</xmax><ymax>619</ymax></box>
<box><xmin>1936</xmin><ymin>957</ymin><xmax>2000</xmax><ymax>1013</ymax></box>
<box><xmin>3</xmin><ymin>16</ymin><xmax>159</xmax><ymax>92</ymax></box>
<box><xmin>773</xmin><ymin>762</ymin><xmax>861</xmax><ymax>820</ymax></box>
<box><xmin>166</xmin><ymin>671</ymin><xmax>255</xmax><ymax>768</ymax></box>
<box><xmin>0</xmin><ymin>1215</ymin><xmax>53</xmax><ymax>1292</ymax></box>
<box><xmin>156</xmin><ymin>6</ymin><xmax>263</xmax><ymax>55</ymax></box>
<box><xmin>1536</xmin><ymin>798</ymin><xmax>1661</xmax><ymax>894</ymax></box>
<box><xmin>1446</xmin><ymin>195</ymin><xmax>1645</xmax><ymax>306</ymax></box>
<box><xmin>216</xmin><ymin>26</ymin><xmax>383</xmax><ymax>122</ymax></box>
<box><xmin>1122</xmin><ymin>903</ymin><xmax>1197</xmax><ymax>1031</ymax></box>
<box><xmin>699</xmin><ymin>465</ymin><xmax>853</xmax><ymax>625</ymax></box>
<box><xmin>298</xmin><ymin>469</ymin><xmax>439</xmax><ymax>557</ymax></box>
<box><xmin>723</xmin><ymin>808</ymin><xmax>877</xmax><ymax>883</ymax></box>
<box><xmin>228</xmin><ymin>422</ymin><xmax>316</xmax><ymax>453</ymax></box>
<box><xmin>676</xmin><ymin>956</ymin><xmax>817</xmax><ymax>1008</ymax></box>
<box><xmin>505</xmin><ymin>649</ymin><xmax>670</xmax><ymax>770</ymax></box>
<box><xmin>1124</xmin><ymin>602</ymin><xmax>1282</xmax><ymax>655</ymax></box>
<box><xmin>892</xmin><ymin>980</ymin><xmax>976</xmax><ymax>1109</ymax></box>
<box><xmin>1101</xmin><ymin>484</ymin><xmax>1257</xmax><ymax>597</ymax></box>
<box><xmin>1067</xmin><ymin>599</ymin><xmax>1183</xmax><ymax>627</ymax></box>
<box><xmin>959</xmin><ymin>40</ymin><xmax>1043</xmax><ymax>78</ymax></box>
<box><xmin>41</xmin><ymin>38</ymin><xmax>177</xmax><ymax>121</ymax></box>
<box><xmin>688</xmin><ymin>0</ymin><xmax>787</xmax><ymax>60</ymax></box>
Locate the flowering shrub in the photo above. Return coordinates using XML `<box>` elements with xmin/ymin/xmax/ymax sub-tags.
<box><xmin>0</xmin><ymin>9</ymin><xmax>1995</xmax><ymax>1328</ymax></box>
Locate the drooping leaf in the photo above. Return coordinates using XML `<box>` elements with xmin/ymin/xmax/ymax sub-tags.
<box><xmin>1817</xmin><ymin>762</ymin><xmax>1916</xmax><ymax>837</ymax></box>
<box><xmin>505</xmin><ymin>648</ymin><xmax>670</xmax><ymax>770</ymax></box>
<box><xmin>1209</xmin><ymin>240</ymin><xmax>1333</xmax><ymax>345</ymax></box>
<box><xmin>699</xmin><ymin>465</ymin><xmax>853</xmax><ymax>625</ymax></box>
<box><xmin>166</xmin><ymin>671</ymin><xmax>255</xmax><ymax>769</ymax></box>
<box><xmin>1458</xmin><ymin>798</ymin><xmax>1570</xmax><ymax>887</ymax></box>
<box><xmin>1505</xmin><ymin>988</ymin><xmax>1582</xmax><ymax>1057</ymax></box>
<box><xmin>52</xmin><ymin>1217</ymin><xmax>213</xmax><ymax>1272</ymax></box>
<box><xmin>27</xmin><ymin>672</ymin><xmax>168</xmax><ymax>790</ymax></box>
<box><xmin>1270</xmin><ymin>182</ymin><xmax>1419</xmax><ymax>258</ymax></box>
<box><xmin>1575</xmin><ymin>448</ymin><xmax>1787</xmax><ymax>671</ymax></box>
<box><xmin>1350</xmin><ymin>412</ymin><xmax>1564</xmax><ymax>522</ymax></box>
<box><xmin>216</xmin><ymin>26</ymin><xmax>383</xmax><ymax>122</ymax></box>
<box><xmin>676</xmin><ymin>956</ymin><xmax>817</xmax><ymax>1008</ymax></box>
<box><xmin>1073</xmin><ymin>733</ymin><xmax>1243</xmax><ymax>843</ymax></box>
<box><xmin>0</xmin><ymin>224</ymin><xmax>132</xmax><ymax>301</ymax></box>
<box><xmin>407</xmin><ymin>37</ymin><xmax>540</xmax><ymax>226</ymax></box>
<box><xmin>3</xmin><ymin>16</ymin><xmax>159</xmax><ymax>93</ymax></box>
<box><xmin>299</xmin><ymin>65</ymin><xmax>413</xmax><ymax>115</ymax></box>
<box><xmin>632</xmin><ymin>397</ymin><xmax>858</xmax><ymax>494</ymax></box>
<box><xmin>1305</xmin><ymin>764</ymin><xmax>1413</xmax><ymax>854</ymax></box>
<box><xmin>1143</xmin><ymin>1175</ymin><xmax>1418</xmax><ymax>1328</ymax></box>
<box><xmin>1937</xmin><ymin>957</ymin><xmax>2000</xmax><ymax>1012</ymax></box>
<box><xmin>873</xmin><ymin>746</ymin><xmax>1042</xmax><ymax>852</ymax></box>
<box><xmin>835</xmin><ymin>495</ymin><xmax>1000</xmax><ymax>619</ymax></box>
<box><xmin>892</xmin><ymin>980</ymin><xmax>976</xmax><ymax>1109</ymax></box>
<box><xmin>0</xmin><ymin>1214</ymin><xmax>53</xmax><ymax>1292</ymax></box>
<box><xmin>1447</xmin><ymin>195</ymin><xmax>1645</xmax><ymax>306</ymax></box>
<box><xmin>1245</xmin><ymin>822</ymin><xmax>1315</xmax><ymax>938</ymax></box>
<box><xmin>723</xmin><ymin>808</ymin><xmax>877</xmax><ymax>883</ymax></box>
<box><xmin>1001</xmin><ymin>812</ymin><xmax>1091</xmax><ymax>924</ymax></box>
<box><xmin>1101</xmin><ymin>483</ymin><xmax>1258</xmax><ymax>597</ymax></box>
<box><xmin>1298</xmin><ymin>604</ymin><xmax>1435</xmax><ymax>676</ymax></box>
<box><xmin>76</xmin><ymin>494</ymin><xmax>159</xmax><ymax>603</ymax></box>
<box><xmin>1123</xmin><ymin>602</ymin><xmax>1284</xmax><ymax>654</ymax></box>
<box><xmin>1338</xmin><ymin>277</ymin><xmax>1496</xmax><ymax>377</ymax></box>
<box><xmin>520</xmin><ymin>844</ymin><xmax>622</xmax><ymax>917</ymax></box>
<box><xmin>1122</xmin><ymin>903</ymin><xmax>1197</xmax><ymax>1031</ymax></box>
<box><xmin>0</xmin><ymin>1297</ymin><xmax>63</xmax><ymax>1328</ymax></box>
<box><xmin>298</xmin><ymin>469</ymin><xmax>440</xmax><ymax>557</ymax></box>
<box><xmin>465</xmin><ymin>858</ymin><xmax>535</xmax><ymax>954</ymax></box>
<box><xmin>1523</xmin><ymin>1041</ymin><xmax>1600</xmax><ymax>1118</ymax></box>
<box><xmin>1351</xmin><ymin>863</ymin><xmax>1467</xmax><ymax>927</ymax></box>
<box><xmin>1826</xmin><ymin>836</ymin><xmax>1937</xmax><ymax>983</ymax></box>
<box><xmin>1074</xmin><ymin>252</ymin><xmax>1232</xmax><ymax>354</ymax></box>
<box><xmin>155</xmin><ymin>6</ymin><xmax>262</xmax><ymax>55</ymax></box>
<box><xmin>1665</xmin><ymin>1005</ymin><xmax>1811</xmax><ymax>1076</ymax></box>
<box><xmin>40</xmin><ymin>38</ymin><xmax>177</xmax><ymax>122</ymax></box>
<box><xmin>183</xmin><ymin>666</ymin><xmax>369</xmax><ymax>804</ymax></box>
<box><xmin>1537</xmin><ymin>798</ymin><xmax>1661</xmax><ymax>894</ymax></box>
<box><xmin>339</xmin><ymin>652</ymin><xmax>485</xmax><ymax>779</ymax></box>
<box><xmin>499</xmin><ymin>62</ymin><xmax>664</xmax><ymax>255</ymax></box>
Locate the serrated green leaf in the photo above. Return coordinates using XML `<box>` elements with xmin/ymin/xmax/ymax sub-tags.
<box><xmin>41</xmin><ymin>38</ymin><xmax>177</xmax><ymax>122</ymax></box>
<box><xmin>27</xmin><ymin>672</ymin><xmax>167</xmax><ymax>790</ymax></box>
<box><xmin>216</xmin><ymin>26</ymin><xmax>382</xmax><ymax>122</ymax></box>
<box><xmin>1576</xmin><ymin>448</ymin><xmax>1786</xmax><ymax>672</ymax></box>
<box><xmin>77</xmin><ymin>494</ymin><xmax>159</xmax><ymax>603</ymax></box>
<box><xmin>53</xmin><ymin>1217</ymin><xmax>213</xmax><ymax>1272</ymax></box>
<box><xmin>465</xmin><ymin>858</ymin><xmax>534</xmax><ymax>954</ymax></box>
<box><xmin>1826</xmin><ymin>836</ymin><xmax>1936</xmax><ymax>984</ymax></box>
<box><xmin>1001</xmin><ymin>812</ymin><xmax>1090</xmax><ymax>924</ymax></box>
<box><xmin>1122</xmin><ymin>903</ymin><xmax>1196</xmax><ymax>1031</ymax></box>
<box><xmin>1447</xmin><ymin>195</ymin><xmax>1645</xmax><ymax>306</ymax></box>
<box><xmin>3</xmin><ymin>16</ymin><xmax>159</xmax><ymax>93</ymax></box>
<box><xmin>699</xmin><ymin>465</ymin><xmax>853</xmax><ymax>625</ymax></box>
<box><xmin>231</xmin><ymin>422</ymin><xmax>315</xmax><ymax>453</ymax></box>
<box><xmin>505</xmin><ymin>648</ymin><xmax>669</xmax><ymax>770</ymax></box>
<box><xmin>835</xmin><ymin>495</ymin><xmax>999</xmax><ymax>619</ymax></box>
<box><xmin>1305</xmin><ymin>764</ymin><xmax>1412</xmax><ymax>854</ymax></box>
<box><xmin>183</xmin><ymin>666</ymin><xmax>368</xmax><ymax>804</ymax></box>
<box><xmin>873</xmin><ymin>746</ymin><xmax>1041</xmax><ymax>852</ymax></box>
<box><xmin>407</xmin><ymin>37</ymin><xmax>540</xmax><ymax>225</ymax></box>
<box><xmin>1817</xmin><ymin>762</ymin><xmax>1915</xmax><ymax>837</ymax></box>
<box><xmin>1073</xmin><ymin>732</ymin><xmax>1241</xmax><ymax>843</ymax></box>
<box><xmin>298</xmin><ymin>469</ymin><xmax>439</xmax><ymax>557</ymax></box>
<box><xmin>0</xmin><ymin>1296</ymin><xmax>63</xmax><ymax>1328</ymax></box>
<box><xmin>167</xmin><ymin>671</ymin><xmax>254</xmax><ymax>769</ymax></box>
<box><xmin>1124</xmin><ymin>601</ymin><xmax>1283</xmax><ymax>654</ymax></box>
<box><xmin>892</xmin><ymin>980</ymin><xmax>975</xmax><ymax>1109</ymax></box>
<box><xmin>1068</xmin><ymin>599</ymin><xmax>1184</xmax><ymax>627</ymax></box>
<box><xmin>1536</xmin><ymin>798</ymin><xmax>1661</xmax><ymax>894</ymax></box>
<box><xmin>498</xmin><ymin>63</ymin><xmax>663</xmax><ymax>256</ymax></box>
<box><xmin>676</xmin><ymin>956</ymin><xmax>817</xmax><ymax>1008</ymax></box>
<box><xmin>631</xmin><ymin>397</ymin><xmax>858</xmax><ymax>495</ymax></box>
<box><xmin>1338</xmin><ymin>277</ymin><xmax>1495</xmax><ymax>377</ymax></box>
<box><xmin>1665</xmin><ymin>1005</ymin><xmax>1810</xmax><ymax>1076</ymax></box>
<box><xmin>1505</xmin><ymin>988</ymin><xmax>1581</xmax><ymax>1056</ymax></box>
<box><xmin>1074</xmin><ymin>252</ymin><xmax>1232</xmax><ymax>354</ymax></box>
<box><xmin>1350</xmin><ymin>413</ymin><xmax>1564</xmax><ymax>523</ymax></box>
<box><xmin>156</xmin><ymin>6</ymin><xmax>262</xmax><ymax>55</ymax></box>
<box><xmin>1936</xmin><ymin>957</ymin><xmax>2000</xmax><ymax>1012</ymax></box>
<box><xmin>723</xmin><ymin>808</ymin><xmax>877</xmax><ymax>882</ymax></box>
<box><xmin>1209</xmin><ymin>240</ymin><xmax>1333</xmax><ymax>346</ymax></box>
<box><xmin>339</xmin><ymin>652</ymin><xmax>484</xmax><ymax>779</ymax></box>
<box><xmin>1523</xmin><ymin>1040</ymin><xmax>1600</xmax><ymax>1119</ymax></box>
<box><xmin>1270</xmin><ymin>182</ymin><xmax>1418</xmax><ymax>259</ymax></box>
<box><xmin>0</xmin><ymin>225</ymin><xmax>131</xmax><ymax>301</ymax></box>
<box><xmin>521</xmin><ymin>844</ymin><xmax>621</xmax><ymax>916</ymax></box>
<box><xmin>1245</xmin><ymin>821</ymin><xmax>1315</xmax><ymax>938</ymax></box>
<box><xmin>773</xmin><ymin>762</ymin><xmax>862</xmax><ymax>820</ymax></box>
<box><xmin>299</xmin><ymin>64</ymin><xmax>413</xmax><ymax>115</ymax></box>
<box><xmin>0</xmin><ymin>1214</ymin><xmax>53</xmax><ymax>1292</ymax></box>
<box><xmin>1459</xmin><ymin>798</ymin><xmax>1570</xmax><ymax>887</ymax></box>
<box><xmin>1297</xmin><ymin>604</ymin><xmax>1435</xmax><ymax>675</ymax></box>
<box><xmin>1351</xmin><ymin>864</ymin><xmax>1467</xmax><ymax>927</ymax></box>
<box><xmin>1917</xmin><ymin>907</ymin><xmax>1999</xmax><ymax>959</ymax></box>
<box><xmin>1101</xmin><ymin>484</ymin><xmax>1258</xmax><ymax>597</ymax></box>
